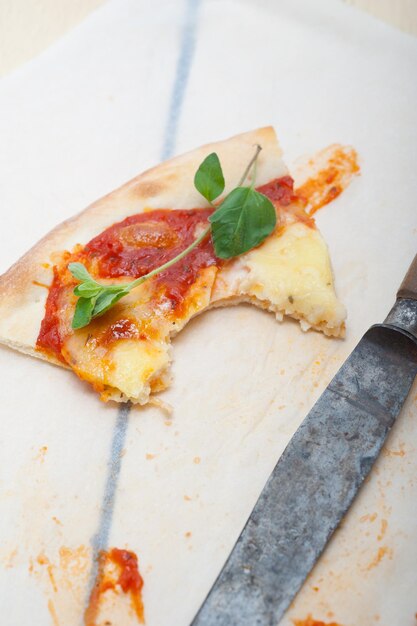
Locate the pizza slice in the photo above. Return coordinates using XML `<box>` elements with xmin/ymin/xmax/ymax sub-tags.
<box><xmin>0</xmin><ymin>127</ymin><xmax>358</xmax><ymax>405</ymax></box>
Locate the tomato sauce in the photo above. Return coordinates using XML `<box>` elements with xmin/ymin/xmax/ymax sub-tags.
<box><xmin>257</xmin><ymin>175</ymin><xmax>298</xmax><ymax>206</ymax></box>
<box><xmin>296</xmin><ymin>146</ymin><xmax>359</xmax><ymax>216</ymax></box>
<box><xmin>37</xmin><ymin>268</ymin><xmax>66</xmax><ymax>362</ymax></box>
<box><xmin>85</xmin><ymin>208</ymin><xmax>219</xmax><ymax>310</ymax></box>
<box><xmin>84</xmin><ymin>548</ymin><xmax>144</xmax><ymax>626</ymax></box>
<box><xmin>36</xmin><ymin>175</ymin><xmax>304</xmax><ymax>360</ymax></box>
<box><xmin>99</xmin><ymin>318</ymin><xmax>141</xmax><ymax>345</ymax></box>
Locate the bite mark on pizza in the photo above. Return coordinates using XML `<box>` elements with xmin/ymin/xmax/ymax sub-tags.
<box><xmin>0</xmin><ymin>128</ymin><xmax>359</xmax><ymax>405</ymax></box>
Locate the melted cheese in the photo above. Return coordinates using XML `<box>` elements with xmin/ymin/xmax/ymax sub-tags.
<box><xmin>61</xmin><ymin>267</ymin><xmax>217</xmax><ymax>403</ymax></box>
<box><xmin>210</xmin><ymin>222</ymin><xmax>345</xmax><ymax>337</ymax></box>
<box><xmin>58</xmin><ymin>222</ymin><xmax>345</xmax><ymax>404</ymax></box>
<box><xmin>239</xmin><ymin>222</ymin><xmax>346</xmax><ymax>335</ymax></box>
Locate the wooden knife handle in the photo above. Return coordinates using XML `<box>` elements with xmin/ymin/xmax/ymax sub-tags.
<box><xmin>397</xmin><ymin>254</ymin><xmax>417</xmax><ymax>300</ymax></box>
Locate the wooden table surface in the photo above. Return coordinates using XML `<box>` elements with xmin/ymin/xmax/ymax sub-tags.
<box><xmin>0</xmin><ymin>0</ymin><xmax>416</xmax><ymax>78</ymax></box>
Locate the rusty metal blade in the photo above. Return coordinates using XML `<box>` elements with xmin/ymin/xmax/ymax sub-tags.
<box><xmin>191</xmin><ymin>324</ymin><xmax>417</xmax><ymax>626</ymax></box>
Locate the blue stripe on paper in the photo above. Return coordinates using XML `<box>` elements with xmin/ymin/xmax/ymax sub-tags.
<box><xmin>85</xmin><ymin>0</ymin><xmax>201</xmax><ymax>607</ymax></box>
<box><xmin>161</xmin><ymin>0</ymin><xmax>202</xmax><ymax>161</ymax></box>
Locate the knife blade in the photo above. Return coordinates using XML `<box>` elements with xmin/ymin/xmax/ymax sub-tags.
<box><xmin>191</xmin><ymin>255</ymin><xmax>417</xmax><ymax>626</ymax></box>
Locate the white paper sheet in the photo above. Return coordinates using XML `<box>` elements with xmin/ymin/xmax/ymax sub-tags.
<box><xmin>0</xmin><ymin>1</ymin><xmax>416</xmax><ymax>625</ymax></box>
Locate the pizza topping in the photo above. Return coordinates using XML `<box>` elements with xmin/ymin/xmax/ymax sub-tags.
<box><xmin>36</xmin><ymin>209</ymin><xmax>219</xmax><ymax>358</ymax></box>
<box><xmin>35</xmin><ymin>140</ymin><xmax>354</xmax><ymax>396</ymax></box>
<box><xmin>209</xmin><ymin>185</ymin><xmax>276</xmax><ymax>259</ymax></box>
<box><xmin>69</xmin><ymin>218</ymin><xmax>214</xmax><ymax>329</ymax></box>
<box><xmin>37</xmin><ymin>267</ymin><xmax>67</xmax><ymax>361</ymax></box>
<box><xmin>85</xmin><ymin>209</ymin><xmax>215</xmax><ymax>280</ymax></box>
<box><xmin>196</xmin><ymin>144</ymin><xmax>277</xmax><ymax>259</ymax></box>
<box><xmin>70</xmin><ymin>146</ymin><xmax>276</xmax><ymax>329</ymax></box>
<box><xmin>36</xmin><ymin>164</ymin><xmax>338</xmax><ymax>369</ymax></box>
<box><xmin>36</xmin><ymin>173</ymin><xmax>313</xmax><ymax>361</ymax></box>
<box><xmin>193</xmin><ymin>151</ymin><xmax>225</xmax><ymax>201</ymax></box>
<box><xmin>118</xmin><ymin>220</ymin><xmax>179</xmax><ymax>248</ymax></box>
<box><xmin>257</xmin><ymin>175</ymin><xmax>297</xmax><ymax>206</ymax></box>
<box><xmin>0</xmin><ymin>128</ymin><xmax>355</xmax><ymax>406</ymax></box>
<box><xmin>99</xmin><ymin>319</ymin><xmax>140</xmax><ymax>345</ymax></box>
<box><xmin>36</xmin><ymin>170</ymin><xmax>304</xmax><ymax>362</ymax></box>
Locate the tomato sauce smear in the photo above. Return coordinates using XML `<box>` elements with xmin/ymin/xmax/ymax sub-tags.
<box><xmin>85</xmin><ymin>208</ymin><xmax>218</xmax><ymax>307</ymax></box>
<box><xmin>84</xmin><ymin>548</ymin><xmax>144</xmax><ymax>626</ymax></box>
<box><xmin>36</xmin><ymin>176</ymin><xmax>301</xmax><ymax>360</ymax></box>
<box><xmin>37</xmin><ymin>267</ymin><xmax>67</xmax><ymax>361</ymax></box>
<box><xmin>293</xmin><ymin>617</ymin><xmax>342</xmax><ymax>626</ymax></box>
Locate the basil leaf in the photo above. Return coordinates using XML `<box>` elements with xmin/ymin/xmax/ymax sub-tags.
<box><xmin>92</xmin><ymin>289</ymin><xmax>128</xmax><ymax>318</ymax></box>
<box><xmin>74</xmin><ymin>283</ymin><xmax>102</xmax><ymax>297</ymax></box>
<box><xmin>209</xmin><ymin>188</ymin><xmax>276</xmax><ymax>259</ymax></box>
<box><xmin>194</xmin><ymin>153</ymin><xmax>225</xmax><ymax>202</ymax></box>
<box><xmin>72</xmin><ymin>296</ymin><xmax>96</xmax><ymax>329</ymax></box>
<box><xmin>68</xmin><ymin>262</ymin><xmax>94</xmax><ymax>282</ymax></box>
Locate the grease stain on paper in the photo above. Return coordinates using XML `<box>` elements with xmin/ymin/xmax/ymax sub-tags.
<box><xmin>293</xmin><ymin>615</ymin><xmax>343</xmax><ymax>626</ymax></box>
<box><xmin>34</xmin><ymin>445</ymin><xmax>48</xmax><ymax>462</ymax></box>
<box><xmin>382</xmin><ymin>443</ymin><xmax>406</xmax><ymax>457</ymax></box>
<box><xmin>365</xmin><ymin>545</ymin><xmax>393</xmax><ymax>571</ymax></box>
<box><xmin>31</xmin><ymin>545</ymin><xmax>91</xmax><ymax>626</ymax></box>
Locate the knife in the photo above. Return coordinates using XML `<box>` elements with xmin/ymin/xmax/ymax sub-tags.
<box><xmin>191</xmin><ymin>255</ymin><xmax>417</xmax><ymax>626</ymax></box>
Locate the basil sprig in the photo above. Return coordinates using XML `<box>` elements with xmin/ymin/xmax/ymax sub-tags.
<box><xmin>69</xmin><ymin>145</ymin><xmax>276</xmax><ymax>329</ymax></box>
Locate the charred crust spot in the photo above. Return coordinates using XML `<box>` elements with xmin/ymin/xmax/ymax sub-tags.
<box><xmin>133</xmin><ymin>180</ymin><xmax>166</xmax><ymax>199</ymax></box>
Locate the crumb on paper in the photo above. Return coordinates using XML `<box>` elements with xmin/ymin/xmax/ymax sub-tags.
<box><xmin>193</xmin><ymin>457</ymin><xmax>201</xmax><ymax>464</ymax></box>
<box><xmin>185</xmin><ymin>532</ymin><xmax>192</xmax><ymax>538</ymax></box>
<box><xmin>184</xmin><ymin>495</ymin><xmax>192</xmax><ymax>501</ymax></box>
<box><xmin>35</xmin><ymin>446</ymin><xmax>48</xmax><ymax>462</ymax></box>
<box><xmin>146</xmin><ymin>453</ymin><xmax>155</xmax><ymax>460</ymax></box>
<box><xmin>147</xmin><ymin>396</ymin><xmax>173</xmax><ymax>415</ymax></box>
